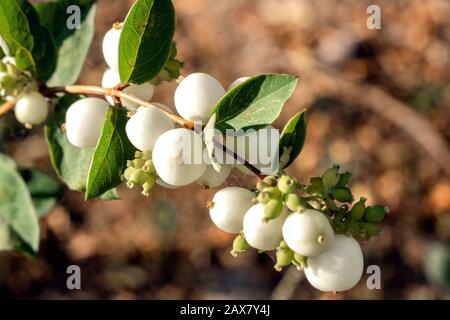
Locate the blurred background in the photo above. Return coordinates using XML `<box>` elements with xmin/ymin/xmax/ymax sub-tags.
<box><xmin>1</xmin><ymin>0</ymin><xmax>450</xmax><ymax>299</ymax></box>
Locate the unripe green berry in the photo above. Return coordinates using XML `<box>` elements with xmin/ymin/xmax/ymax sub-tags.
<box><xmin>142</xmin><ymin>175</ymin><xmax>156</xmax><ymax>197</ymax></box>
<box><xmin>123</xmin><ymin>167</ymin><xmax>135</xmax><ymax>181</ymax></box>
<box><xmin>363</xmin><ymin>205</ymin><xmax>389</xmax><ymax>223</ymax></box>
<box><xmin>262</xmin><ymin>186</ymin><xmax>281</xmax><ymax>200</ymax></box>
<box><xmin>293</xmin><ymin>253</ymin><xmax>308</xmax><ymax>270</ymax></box>
<box><xmin>262</xmin><ymin>175</ymin><xmax>278</xmax><ymax>187</ymax></box>
<box><xmin>331</xmin><ymin>187</ymin><xmax>353</xmax><ymax>203</ymax></box>
<box><xmin>275</xmin><ymin>246</ymin><xmax>294</xmax><ymax>271</ymax></box>
<box><xmin>133</xmin><ymin>158</ymin><xmax>146</xmax><ymax>169</ymax></box>
<box><xmin>361</xmin><ymin>222</ymin><xmax>381</xmax><ymax>237</ymax></box>
<box><xmin>337</xmin><ymin>172</ymin><xmax>352</xmax><ymax>187</ymax></box>
<box><xmin>277</xmin><ymin>175</ymin><xmax>296</xmax><ymax>194</ymax></box>
<box><xmin>264</xmin><ymin>199</ymin><xmax>283</xmax><ymax>221</ymax></box>
<box><xmin>129</xmin><ymin>169</ymin><xmax>150</xmax><ymax>186</ymax></box>
<box><xmin>257</xmin><ymin>191</ymin><xmax>271</xmax><ymax>204</ymax></box>
<box><xmin>350</xmin><ymin>197</ymin><xmax>367</xmax><ymax>221</ymax></box>
<box><xmin>284</xmin><ymin>193</ymin><xmax>306</xmax><ymax>212</ymax></box>
<box><xmin>143</xmin><ymin>160</ymin><xmax>155</xmax><ymax>173</ymax></box>
<box><xmin>322</xmin><ymin>165</ymin><xmax>340</xmax><ymax>189</ymax></box>
<box><xmin>230</xmin><ymin>234</ymin><xmax>249</xmax><ymax>257</ymax></box>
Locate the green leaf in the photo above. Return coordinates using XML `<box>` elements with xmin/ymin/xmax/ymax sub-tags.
<box><xmin>278</xmin><ymin>109</ymin><xmax>307</xmax><ymax>169</ymax></box>
<box><xmin>119</xmin><ymin>0</ymin><xmax>175</xmax><ymax>84</ymax></box>
<box><xmin>0</xmin><ymin>0</ymin><xmax>57</xmax><ymax>79</ymax></box>
<box><xmin>36</xmin><ymin>0</ymin><xmax>96</xmax><ymax>86</ymax></box>
<box><xmin>85</xmin><ymin>107</ymin><xmax>136</xmax><ymax>200</ymax></box>
<box><xmin>0</xmin><ymin>153</ymin><xmax>39</xmax><ymax>254</ymax></box>
<box><xmin>19</xmin><ymin>169</ymin><xmax>62</xmax><ymax>217</ymax></box>
<box><xmin>212</xmin><ymin>74</ymin><xmax>298</xmax><ymax>131</ymax></box>
<box><xmin>45</xmin><ymin>94</ymin><xmax>120</xmax><ymax>199</ymax></box>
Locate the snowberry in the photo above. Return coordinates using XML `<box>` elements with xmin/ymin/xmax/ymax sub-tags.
<box><xmin>304</xmin><ymin>234</ymin><xmax>364</xmax><ymax>292</ymax></box>
<box><xmin>243</xmin><ymin>203</ymin><xmax>288</xmax><ymax>251</ymax></box>
<box><xmin>152</xmin><ymin>128</ymin><xmax>207</xmax><ymax>186</ymax></box>
<box><xmin>227</xmin><ymin>76</ymin><xmax>250</xmax><ymax>91</ymax></box>
<box><xmin>125</xmin><ymin>105</ymin><xmax>174</xmax><ymax>151</ymax></box>
<box><xmin>102</xmin><ymin>25</ymin><xmax>122</xmax><ymax>72</ymax></box>
<box><xmin>196</xmin><ymin>164</ymin><xmax>232</xmax><ymax>189</ymax></box>
<box><xmin>14</xmin><ymin>91</ymin><xmax>49</xmax><ymax>126</ymax></box>
<box><xmin>65</xmin><ymin>98</ymin><xmax>109</xmax><ymax>148</ymax></box>
<box><xmin>282</xmin><ymin>209</ymin><xmax>334</xmax><ymax>257</ymax></box>
<box><xmin>209</xmin><ymin>187</ymin><xmax>255</xmax><ymax>234</ymax></box>
<box><xmin>174</xmin><ymin>73</ymin><xmax>225</xmax><ymax>123</ymax></box>
<box><xmin>101</xmin><ymin>68</ymin><xmax>154</xmax><ymax>110</ymax></box>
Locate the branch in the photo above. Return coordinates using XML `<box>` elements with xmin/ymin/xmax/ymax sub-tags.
<box><xmin>0</xmin><ymin>100</ymin><xmax>15</xmax><ymax>117</ymax></box>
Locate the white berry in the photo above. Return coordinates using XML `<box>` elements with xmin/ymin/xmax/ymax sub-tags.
<box><xmin>174</xmin><ymin>73</ymin><xmax>225</xmax><ymax>123</ymax></box>
<box><xmin>102</xmin><ymin>26</ymin><xmax>122</xmax><ymax>72</ymax></box>
<box><xmin>243</xmin><ymin>203</ymin><xmax>288</xmax><ymax>251</ymax></box>
<box><xmin>14</xmin><ymin>91</ymin><xmax>49</xmax><ymax>125</ymax></box>
<box><xmin>227</xmin><ymin>76</ymin><xmax>250</xmax><ymax>91</ymax></box>
<box><xmin>209</xmin><ymin>187</ymin><xmax>255</xmax><ymax>234</ymax></box>
<box><xmin>65</xmin><ymin>98</ymin><xmax>109</xmax><ymax>148</ymax></box>
<box><xmin>126</xmin><ymin>106</ymin><xmax>174</xmax><ymax>152</ymax></box>
<box><xmin>305</xmin><ymin>234</ymin><xmax>364</xmax><ymax>292</ymax></box>
<box><xmin>282</xmin><ymin>209</ymin><xmax>334</xmax><ymax>257</ymax></box>
<box><xmin>152</xmin><ymin>128</ymin><xmax>207</xmax><ymax>186</ymax></box>
<box><xmin>196</xmin><ymin>164</ymin><xmax>232</xmax><ymax>189</ymax></box>
<box><xmin>101</xmin><ymin>68</ymin><xmax>154</xmax><ymax>110</ymax></box>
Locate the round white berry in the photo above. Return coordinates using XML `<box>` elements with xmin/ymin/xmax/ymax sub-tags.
<box><xmin>282</xmin><ymin>209</ymin><xmax>334</xmax><ymax>257</ymax></box>
<box><xmin>14</xmin><ymin>91</ymin><xmax>49</xmax><ymax>125</ymax></box>
<box><xmin>227</xmin><ymin>76</ymin><xmax>250</xmax><ymax>91</ymax></box>
<box><xmin>305</xmin><ymin>234</ymin><xmax>364</xmax><ymax>292</ymax></box>
<box><xmin>125</xmin><ymin>106</ymin><xmax>174</xmax><ymax>152</ymax></box>
<box><xmin>65</xmin><ymin>98</ymin><xmax>109</xmax><ymax>148</ymax></box>
<box><xmin>174</xmin><ymin>73</ymin><xmax>225</xmax><ymax>123</ymax></box>
<box><xmin>152</xmin><ymin>128</ymin><xmax>207</xmax><ymax>186</ymax></box>
<box><xmin>102</xmin><ymin>26</ymin><xmax>122</xmax><ymax>72</ymax></box>
<box><xmin>209</xmin><ymin>187</ymin><xmax>255</xmax><ymax>234</ymax></box>
<box><xmin>196</xmin><ymin>164</ymin><xmax>232</xmax><ymax>189</ymax></box>
<box><xmin>101</xmin><ymin>68</ymin><xmax>154</xmax><ymax>110</ymax></box>
<box><xmin>243</xmin><ymin>203</ymin><xmax>288</xmax><ymax>251</ymax></box>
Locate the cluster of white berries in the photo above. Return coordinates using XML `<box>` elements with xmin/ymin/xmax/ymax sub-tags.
<box><xmin>208</xmin><ymin>175</ymin><xmax>365</xmax><ymax>293</ymax></box>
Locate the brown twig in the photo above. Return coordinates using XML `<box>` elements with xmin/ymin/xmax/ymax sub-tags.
<box><xmin>0</xmin><ymin>100</ymin><xmax>15</xmax><ymax>116</ymax></box>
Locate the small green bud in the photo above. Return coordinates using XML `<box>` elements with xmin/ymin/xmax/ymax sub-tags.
<box><xmin>275</xmin><ymin>246</ymin><xmax>294</xmax><ymax>271</ymax></box>
<box><xmin>142</xmin><ymin>175</ymin><xmax>156</xmax><ymax>196</ymax></box>
<box><xmin>277</xmin><ymin>175</ymin><xmax>297</xmax><ymax>194</ymax></box>
<box><xmin>133</xmin><ymin>158</ymin><xmax>146</xmax><ymax>169</ymax></box>
<box><xmin>284</xmin><ymin>193</ymin><xmax>306</xmax><ymax>212</ymax></box>
<box><xmin>262</xmin><ymin>186</ymin><xmax>281</xmax><ymax>200</ymax></box>
<box><xmin>165</xmin><ymin>59</ymin><xmax>182</xmax><ymax>72</ymax></box>
<box><xmin>307</xmin><ymin>177</ymin><xmax>325</xmax><ymax>193</ymax></box>
<box><xmin>337</xmin><ymin>172</ymin><xmax>352</xmax><ymax>187</ymax></box>
<box><xmin>143</xmin><ymin>160</ymin><xmax>155</xmax><ymax>173</ymax></box>
<box><xmin>129</xmin><ymin>169</ymin><xmax>150</xmax><ymax>186</ymax></box>
<box><xmin>135</xmin><ymin>151</ymin><xmax>144</xmax><ymax>159</ymax></box>
<box><xmin>322</xmin><ymin>165</ymin><xmax>340</xmax><ymax>189</ymax></box>
<box><xmin>361</xmin><ymin>222</ymin><xmax>382</xmax><ymax>237</ymax></box>
<box><xmin>350</xmin><ymin>197</ymin><xmax>367</xmax><ymax>220</ymax></box>
<box><xmin>257</xmin><ymin>191</ymin><xmax>271</xmax><ymax>204</ymax></box>
<box><xmin>262</xmin><ymin>175</ymin><xmax>278</xmax><ymax>187</ymax></box>
<box><xmin>231</xmin><ymin>234</ymin><xmax>249</xmax><ymax>257</ymax></box>
<box><xmin>279</xmin><ymin>240</ymin><xmax>288</xmax><ymax>249</ymax></box>
<box><xmin>330</xmin><ymin>187</ymin><xmax>354</xmax><ymax>203</ymax></box>
<box><xmin>293</xmin><ymin>253</ymin><xmax>308</xmax><ymax>270</ymax></box>
<box><xmin>363</xmin><ymin>205</ymin><xmax>389</xmax><ymax>223</ymax></box>
<box><xmin>123</xmin><ymin>167</ymin><xmax>135</xmax><ymax>181</ymax></box>
<box><xmin>264</xmin><ymin>199</ymin><xmax>283</xmax><ymax>220</ymax></box>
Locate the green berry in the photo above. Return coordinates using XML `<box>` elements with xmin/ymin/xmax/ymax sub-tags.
<box><xmin>364</xmin><ymin>205</ymin><xmax>389</xmax><ymax>223</ymax></box>
<box><xmin>257</xmin><ymin>191</ymin><xmax>271</xmax><ymax>204</ymax></box>
<box><xmin>262</xmin><ymin>186</ymin><xmax>281</xmax><ymax>200</ymax></box>
<box><xmin>275</xmin><ymin>246</ymin><xmax>294</xmax><ymax>271</ymax></box>
<box><xmin>129</xmin><ymin>169</ymin><xmax>150</xmax><ymax>186</ymax></box>
<box><xmin>284</xmin><ymin>193</ymin><xmax>306</xmax><ymax>212</ymax></box>
<box><xmin>143</xmin><ymin>160</ymin><xmax>155</xmax><ymax>173</ymax></box>
<box><xmin>337</xmin><ymin>172</ymin><xmax>352</xmax><ymax>187</ymax></box>
<box><xmin>277</xmin><ymin>175</ymin><xmax>296</xmax><ymax>194</ymax></box>
<box><xmin>123</xmin><ymin>167</ymin><xmax>135</xmax><ymax>181</ymax></box>
<box><xmin>322</xmin><ymin>165</ymin><xmax>340</xmax><ymax>189</ymax></box>
<box><xmin>142</xmin><ymin>175</ymin><xmax>156</xmax><ymax>196</ymax></box>
<box><xmin>331</xmin><ymin>187</ymin><xmax>353</xmax><ymax>203</ymax></box>
<box><xmin>133</xmin><ymin>158</ymin><xmax>146</xmax><ymax>169</ymax></box>
<box><xmin>350</xmin><ymin>197</ymin><xmax>367</xmax><ymax>220</ymax></box>
<box><xmin>262</xmin><ymin>175</ymin><xmax>278</xmax><ymax>187</ymax></box>
<box><xmin>361</xmin><ymin>222</ymin><xmax>381</xmax><ymax>237</ymax></box>
<box><xmin>263</xmin><ymin>199</ymin><xmax>283</xmax><ymax>220</ymax></box>
<box><xmin>231</xmin><ymin>234</ymin><xmax>249</xmax><ymax>257</ymax></box>
<box><xmin>293</xmin><ymin>253</ymin><xmax>308</xmax><ymax>270</ymax></box>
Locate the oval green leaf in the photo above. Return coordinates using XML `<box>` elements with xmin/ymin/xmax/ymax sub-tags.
<box><xmin>119</xmin><ymin>0</ymin><xmax>175</xmax><ymax>84</ymax></box>
<box><xmin>278</xmin><ymin>109</ymin><xmax>307</xmax><ymax>169</ymax></box>
<box><xmin>212</xmin><ymin>74</ymin><xmax>298</xmax><ymax>131</ymax></box>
